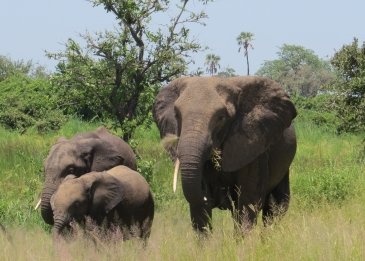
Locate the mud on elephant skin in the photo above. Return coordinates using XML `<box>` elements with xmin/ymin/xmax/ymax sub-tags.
<box><xmin>39</xmin><ymin>127</ymin><xmax>137</xmax><ymax>225</ymax></box>
<box><xmin>153</xmin><ymin>76</ymin><xmax>297</xmax><ymax>233</ymax></box>
<box><xmin>51</xmin><ymin>166</ymin><xmax>154</xmax><ymax>241</ymax></box>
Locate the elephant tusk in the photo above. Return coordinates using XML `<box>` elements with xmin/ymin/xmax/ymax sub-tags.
<box><xmin>34</xmin><ymin>199</ymin><xmax>41</xmax><ymax>210</ymax></box>
<box><xmin>173</xmin><ymin>159</ymin><xmax>180</xmax><ymax>193</ymax></box>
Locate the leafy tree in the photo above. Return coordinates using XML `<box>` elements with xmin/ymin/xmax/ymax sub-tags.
<box><xmin>236</xmin><ymin>32</ymin><xmax>254</xmax><ymax>75</ymax></box>
<box><xmin>256</xmin><ymin>44</ymin><xmax>334</xmax><ymax>97</ymax></box>
<box><xmin>329</xmin><ymin>38</ymin><xmax>365</xmax><ymax>133</ymax></box>
<box><xmin>217</xmin><ymin>67</ymin><xmax>236</xmax><ymax>77</ymax></box>
<box><xmin>48</xmin><ymin>0</ymin><xmax>211</xmax><ymax>140</ymax></box>
<box><xmin>0</xmin><ymin>55</ymin><xmax>47</xmax><ymax>81</ymax></box>
<box><xmin>204</xmin><ymin>54</ymin><xmax>221</xmax><ymax>75</ymax></box>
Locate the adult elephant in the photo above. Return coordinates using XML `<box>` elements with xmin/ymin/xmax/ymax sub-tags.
<box><xmin>51</xmin><ymin>166</ymin><xmax>154</xmax><ymax>241</ymax></box>
<box><xmin>153</xmin><ymin>76</ymin><xmax>297</xmax><ymax>233</ymax></box>
<box><xmin>39</xmin><ymin>127</ymin><xmax>137</xmax><ymax>225</ymax></box>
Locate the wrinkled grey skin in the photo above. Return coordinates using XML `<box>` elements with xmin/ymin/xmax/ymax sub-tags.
<box><xmin>51</xmin><ymin>166</ymin><xmax>154</xmax><ymax>241</ymax></box>
<box><xmin>153</xmin><ymin>76</ymin><xmax>297</xmax><ymax>233</ymax></box>
<box><xmin>41</xmin><ymin>127</ymin><xmax>137</xmax><ymax>225</ymax></box>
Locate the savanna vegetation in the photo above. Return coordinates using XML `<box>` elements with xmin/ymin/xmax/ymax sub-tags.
<box><xmin>1</xmin><ymin>0</ymin><xmax>365</xmax><ymax>260</ymax></box>
<box><xmin>0</xmin><ymin>115</ymin><xmax>364</xmax><ymax>260</ymax></box>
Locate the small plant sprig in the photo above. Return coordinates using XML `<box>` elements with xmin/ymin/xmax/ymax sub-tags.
<box><xmin>211</xmin><ymin>148</ymin><xmax>222</xmax><ymax>171</ymax></box>
<box><xmin>161</xmin><ymin>134</ymin><xmax>179</xmax><ymax>151</ymax></box>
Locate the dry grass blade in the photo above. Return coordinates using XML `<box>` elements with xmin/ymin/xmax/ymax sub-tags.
<box><xmin>161</xmin><ymin>134</ymin><xmax>179</xmax><ymax>151</ymax></box>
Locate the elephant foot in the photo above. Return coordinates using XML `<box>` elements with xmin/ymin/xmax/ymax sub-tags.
<box><xmin>189</xmin><ymin>203</ymin><xmax>212</xmax><ymax>234</ymax></box>
<box><xmin>231</xmin><ymin>204</ymin><xmax>258</xmax><ymax>236</ymax></box>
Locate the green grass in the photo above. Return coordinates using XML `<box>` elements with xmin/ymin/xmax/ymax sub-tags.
<box><xmin>0</xmin><ymin>117</ymin><xmax>364</xmax><ymax>260</ymax></box>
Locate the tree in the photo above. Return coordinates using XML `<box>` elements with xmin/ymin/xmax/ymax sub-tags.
<box><xmin>204</xmin><ymin>54</ymin><xmax>221</xmax><ymax>75</ymax></box>
<box><xmin>0</xmin><ymin>55</ymin><xmax>47</xmax><ymax>82</ymax></box>
<box><xmin>217</xmin><ymin>67</ymin><xmax>236</xmax><ymax>77</ymax></box>
<box><xmin>256</xmin><ymin>44</ymin><xmax>334</xmax><ymax>97</ymax></box>
<box><xmin>329</xmin><ymin>38</ymin><xmax>365</xmax><ymax>133</ymax></box>
<box><xmin>48</xmin><ymin>0</ymin><xmax>211</xmax><ymax>140</ymax></box>
<box><xmin>236</xmin><ymin>32</ymin><xmax>254</xmax><ymax>75</ymax></box>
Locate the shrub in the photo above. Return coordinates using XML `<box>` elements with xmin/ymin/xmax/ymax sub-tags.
<box><xmin>293</xmin><ymin>167</ymin><xmax>353</xmax><ymax>208</ymax></box>
<box><xmin>0</xmin><ymin>75</ymin><xmax>65</xmax><ymax>133</ymax></box>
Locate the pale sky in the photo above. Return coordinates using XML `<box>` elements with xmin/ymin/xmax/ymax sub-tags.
<box><xmin>1</xmin><ymin>0</ymin><xmax>365</xmax><ymax>75</ymax></box>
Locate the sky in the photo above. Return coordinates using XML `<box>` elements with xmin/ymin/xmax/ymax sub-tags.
<box><xmin>1</xmin><ymin>0</ymin><xmax>365</xmax><ymax>75</ymax></box>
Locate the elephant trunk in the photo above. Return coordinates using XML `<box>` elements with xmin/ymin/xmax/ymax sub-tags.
<box><xmin>178</xmin><ymin>129</ymin><xmax>212</xmax><ymax>231</ymax></box>
<box><xmin>40</xmin><ymin>177</ymin><xmax>58</xmax><ymax>225</ymax></box>
<box><xmin>53</xmin><ymin>214</ymin><xmax>70</xmax><ymax>236</ymax></box>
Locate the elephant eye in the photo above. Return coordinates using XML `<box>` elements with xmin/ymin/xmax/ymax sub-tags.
<box><xmin>67</xmin><ymin>167</ymin><xmax>75</xmax><ymax>174</ymax></box>
<box><xmin>217</xmin><ymin>114</ymin><xmax>227</xmax><ymax>125</ymax></box>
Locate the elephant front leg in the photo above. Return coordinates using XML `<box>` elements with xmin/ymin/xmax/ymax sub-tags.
<box><xmin>189</xmin><ymin>203</ymin><xmax>212</xmax><ymax>234</ymax></box>
<box><xmin>262</xmin><ymin>171</ymin><xmax>290</xmax><ymax>226</ymax></box>
<box><xmin>231</xmin><ymin>187</ymin><xmax>261</xmax><ymax>234</ymax></box>
<box><xmin>232</xmin><ymin>154</ymin><xmax>269</xmax><ymax>235</ymax></box>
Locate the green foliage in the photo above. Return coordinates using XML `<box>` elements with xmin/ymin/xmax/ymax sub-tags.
<box><xmin>293</xmin><ymin>166</ymin><xmax>353</xmax><ymax>206</ymax></box>
<box><xmin>291</xmin><ymin>119</ymin><xmax>363</xmax><ymax>209</ymax></box>
<box><xmin>132</xmin><ymin>124</ymin><xmax>179</xmax><ymax>208</ymax></box>
<box><xmin>48</xmin><ymin>0</ymin><xmax>210</xmax><ymax>140</ymax></box>
<box><xmin>293</xmin><ymin>95</ymin><xmax>338</xmax><ymax>130</ymax></box>
<box><xmin>0</xmin><ymin>127</ymin><xmax>50</xmax><ymax>228</ymax></box>
<box><xmin>0</xmin><ymin>55</ymin><xmax>48</xmax><ymax>82</ymax></box>
<box><xmin>256</xmin><ymin>44</ymin><xmax>335</xmax><ymax>96</ymax></box>
<box><xmin>329</xmin><ymin>38</ymin><xmax>365</xmax><ymax>133</ymax></box>
<box><xmin>0</xmin><ymin>75</ymin><xmax>65</xmax><ymax>133</ymax></box>
<box><xmin>217</xmin><ymin>67</ymin><xmax>236</xmax><ymax>77</ymax></box>
<box><xmin>1</xmin><ymin>117</ymin><xmax>365</xmax><ymax>259</ymax></box>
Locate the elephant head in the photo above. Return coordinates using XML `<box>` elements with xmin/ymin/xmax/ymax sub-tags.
<box><xmin>50</xmin><ymin>172</ymin><xmax>124</xmax><ymax>236</ymax></box>
<box><xmin>153</xmin><ymin>76</ymin><xmax>296</xmax><ymax>231</ymax></box>
<box><xmin>40</xmin><ymin>127</ymin><xmax>136</xmax><ymax>225</ymax></box>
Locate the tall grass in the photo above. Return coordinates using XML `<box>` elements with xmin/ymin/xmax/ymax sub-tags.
<box><xmin>0</xmin><ymin>117</ymin><xmax>364</xmax><ymax>260</ymax></box>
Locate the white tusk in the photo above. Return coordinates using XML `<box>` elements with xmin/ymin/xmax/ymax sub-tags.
<box><xmin>34</xmin><ymin>199</ymin><xmax>41</xmax><ymax>210</ymax></box>
<box><xmin>173</xmin><ymin>158</ymin><xmax>180</xmax><ymax>193</ymax></box>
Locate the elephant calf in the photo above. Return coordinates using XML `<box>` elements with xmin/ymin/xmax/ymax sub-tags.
<box><xmin>50</xmin><ymin>166</ymin><xmax>154</xmax><ymax>241</ymax></box>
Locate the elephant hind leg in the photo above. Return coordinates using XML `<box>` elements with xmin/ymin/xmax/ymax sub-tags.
<box><xmin>262</xmin><ymin>172</ymin><xmax>290</xmax><ymax>226</ymax></box>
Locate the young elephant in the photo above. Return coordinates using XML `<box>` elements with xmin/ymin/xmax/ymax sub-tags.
<box><xmin>50</xmin><ymin>166</ymin><xmax>154</xmax><ymax>241</ymax></box>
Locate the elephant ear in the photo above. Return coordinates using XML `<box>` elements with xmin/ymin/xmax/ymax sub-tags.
<box><xmin>153</xmin><ymin>79</ymin><xmax>185</xmax><ymax>138</ymax></box>
<box><xmin>77</xmin><ymin>138</ymin><xmax>124</xmax><ymax>172</ymax></box>
<box><xmin>56</xmin><ymin>136</ymin><xmax>67</xmax><ymax>143</ymax></box>
<box><xmin>89</xmin><ymin>174</ymin><xmax>123</xmax><ymax>216</ymax></box>
<box><xmin>153</xmin><ymin>78</ymin><xmax>187</xmax><ymax>158</ymax></box>
<box><xmin>222</xmin><ymin>77</ymin><xmax>297</xmax><ymax>172</ymax></box>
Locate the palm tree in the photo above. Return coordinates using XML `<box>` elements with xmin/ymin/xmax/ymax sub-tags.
<box><xmin>204</xmin><ymin>54</ymin><xmax>221</xmax><ymax>75</ymax></box>
<box><xmin>237</xmin><ymin>32</ymin><xmax>254</xmax><ymax>75</ymax></box>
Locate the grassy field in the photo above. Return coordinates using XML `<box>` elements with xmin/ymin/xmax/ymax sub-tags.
<box><xmin>0</xmin><ymin>117</ymin><xmax>364</xmax><ymax>260</ymax></box>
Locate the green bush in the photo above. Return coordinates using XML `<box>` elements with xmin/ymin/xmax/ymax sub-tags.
<box><xmin>0</xmin><ymin>75</ymin><xmax>65</xmax><ymax>133</ymax></box>
<box><xmin>293</xmin><ymin>94</ymin><xmax>334</xmax><ymax>111</ymax></box>
<box><xmin>293</xmin><ymin>169</ymin><xmax>353</xmax><ymax>207</ymax></box>
<box><xmin>0</xmin><ymin>108</ymin><xmax>34</xmax><ymax>132</ymax></box>
<box><xmin>293</xmin><ymin>95</ymin><xmax>338</xmax><ymax>131</ymax></box>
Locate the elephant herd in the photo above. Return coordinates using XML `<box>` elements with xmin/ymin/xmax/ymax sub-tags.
<box><xmin>32</xmin><ymin>76</ymin><xmax>297</xmax><ymax>243</ymax></box>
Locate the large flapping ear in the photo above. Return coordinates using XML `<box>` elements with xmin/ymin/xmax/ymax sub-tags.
<box><xmin>153</xmin><ymin>78</ymin><xmax>187</xmax><ymax>159</ymax></box>
<box><xmin>76</xmin><ymin>139</ymin><xmax>95</xmax><ymax>169</ymax></box>
<box><xmin>222</xmin><ymin>77</ymin><xmax>297</xmax><ymax>172</ymax></box>
<box><xmin>153</xmin><ymin>78</ymin><xmax>188</xmax><ymax>138</ymax></box>
<box><xmin>89</xmin><ymin>174</ymin><xmax>123</xmax><ymax>216</ymax></box>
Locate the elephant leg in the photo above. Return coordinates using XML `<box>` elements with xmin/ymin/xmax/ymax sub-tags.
<box><xmin>262</xmin><ymin>171</ymin><xmax>290</xmax><ymax>226</ymax></box>
<box><xmin>189</xmin><ymin>203</ymin><xmax>212</xmax><ymax>234</ymax></box>
<box><xmin>232</xmin><ymin>185</ymin><xmax>262</xmax><ymax>234</ymax></box>
<box><xmin>233</xmin><ymin>154</ymin><xmax>269</xmax><ymax>234</ymax></box>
